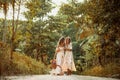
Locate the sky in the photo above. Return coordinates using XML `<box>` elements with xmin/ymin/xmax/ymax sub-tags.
<box><xmin>0</xmin><ymin>0</ymin><xmax>84</xmax><ymax>20</ymax></box>
<box><xmin>48</xmin><ymin>0</ymin><xmax>69</xmax><ymax>16</ymax></box>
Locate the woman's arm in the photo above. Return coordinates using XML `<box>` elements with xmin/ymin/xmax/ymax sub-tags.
<box><xmin>55</xmin><ymin>47</ymin><xmax>60</xmax><ymax>53</ymax></box>
<box><xmin>65</xmin><ymin>48</ymin><xmax>72</xmax><ymax>51</ymax></box>
<box><xmin>65</xmin><ymin>43</ymin><xmax>72</xmax><ymax>51</ymax></box>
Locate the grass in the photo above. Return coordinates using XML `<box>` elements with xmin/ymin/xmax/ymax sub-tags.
<box><xmin>0</xmin><ymin>44</ymin><xmax>49</xmax><ymax>76</ymax></box>
<box><xmin>81</xmin><ymin>63</ymin><xmax>120</xmax><ymax>78</ymax></box>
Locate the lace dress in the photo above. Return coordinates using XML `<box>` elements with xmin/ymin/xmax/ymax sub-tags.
<box><xmin>50</xmin><ymin>46</ymin><xmax>64</xmax><ymax>75</ymax></box>
<box><xmin>62</xmin><ymin>43</ymin><xmax>76</xmax><ymax>72</ymax></box>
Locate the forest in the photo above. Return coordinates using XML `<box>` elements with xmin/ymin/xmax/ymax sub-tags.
<box><xmin>0</xmin><ymin>0</ymin><xmax>120</xmax><ymax>78</ymax></box>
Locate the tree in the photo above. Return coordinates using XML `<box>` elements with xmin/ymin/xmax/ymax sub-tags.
<box><xmin>0</xmin><ymin>0</ymin><xmax>10</xmax><ymax>42</ymax></box>
<box><xmin>58</xmin><ymin>0</ymin><xmax>120</xmax><ymax>70</ymax></box>
<box><xmin>24</xmin><ymin>0</ymin><xmax>54</xmax><ymax>61</ymax></box>
<box><xmin>82</xmin><ymin>0</ymin><xmax>120</xmax><ymax>65</ymax></box>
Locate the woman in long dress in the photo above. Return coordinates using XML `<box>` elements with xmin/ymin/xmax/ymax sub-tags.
<box><xmin>62</xmin><ymin>37</ymin><xmax>76</xmax><ymax>75</ymax></box>
<box><xmin>50</xmin><ymin>37</ymin><xmax>65</xmax><ymax>75</ymax></box>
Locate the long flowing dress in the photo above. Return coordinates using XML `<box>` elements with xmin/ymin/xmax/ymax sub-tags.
<box><xmin>55</xmin><ymin>46</ymin><xmax>64</xmax><ymax>74</ymax></box>
<box><xmin>50</xmin><ymin>46</ymin><xmax>64</xmax><ymax>75</ymax></box>
<box><xmin>62</xmin><ymin>43</ymin><xmax>76</xmax><ymax>72</ymax></box>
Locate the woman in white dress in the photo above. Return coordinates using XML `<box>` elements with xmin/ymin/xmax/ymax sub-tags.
<box><xmin>62</xmin><ymin>37</ymin><xmax>76</xmax><ymax>75</ymax></box>
<box><xmin>50</xmin><ymin>37</ymin><xmax>65</xmax><ymax>75</ymax></box>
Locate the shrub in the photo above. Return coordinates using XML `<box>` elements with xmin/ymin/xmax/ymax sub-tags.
<box><xmin>0</xmin><ymin>43</ymin><xmax>48</xmax><ymax>76</ymax></box>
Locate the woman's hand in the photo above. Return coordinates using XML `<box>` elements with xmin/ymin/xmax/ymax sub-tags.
<box><xmin>56</xmin><ymin>48</ymin><xmax>60</xmax><ymax>53</ymax></box>
<box><xmin>64</xmin><ymin>48</ymin><xmax>66</xmax><ymax>51</ymax></box>
<box><xmin>66</xmin><ymin>48</ymin><xmax>72</xmax><ymax>51</ymax></box>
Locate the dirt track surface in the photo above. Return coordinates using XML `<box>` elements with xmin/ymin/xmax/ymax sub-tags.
<box><xmin>4</xmin><ymin>75</ymin><xmax>120</xmax><ymax>80</ymax></box>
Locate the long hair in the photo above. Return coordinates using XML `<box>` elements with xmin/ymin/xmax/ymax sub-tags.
<box><xmin>65</xmin><ymin>36</ymin><xmax>71</xmax><ymax>45</ymax></box>
<box><xmin>56</xmin><ymin>36</ymin><xmax>65</xmax><ymax>47</ymax></box>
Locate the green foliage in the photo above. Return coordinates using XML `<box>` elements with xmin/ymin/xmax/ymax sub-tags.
<box><xmin>83</xmin><ymin>0</ymin><xmax>120</xmax><ymax>26</ymax></box>
<box><xmin>0</xmin><ymin>0</ymin><xmax>120</xmax><ymax>77</ymax></box>
<box><xmin>24</xmin><ymin>0</ymin><xmax>52</xmax><ymax>20</ymax></box>
<box><xmin>58</xmin><ymin>0</ymin><xmax>120</xmax><ymax>75</ymax></box>
<box><xmin>82</xmin><ymin>63</ymin><xmax>120</xmax><ymax>78</ymax></box>
<box><xmin>0</xmin><ymin>44</ymin><xmax>48</xmax><ymax>75</ymax></box>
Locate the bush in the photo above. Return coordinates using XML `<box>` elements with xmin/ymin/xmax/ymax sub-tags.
<box><xmin>81</xmin><ymin>63</ymin><xmax>120</xmax><ymax>78</ymax></box>
<box><xmin>0</xmin><ymin>43</ymin><xmax>49</xmax><ymax>76</ymax></box>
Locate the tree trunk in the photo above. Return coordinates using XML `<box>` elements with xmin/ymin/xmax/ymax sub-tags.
<box><xmin>3</xmin><ymin>13</ymin><xmax>7</xmax><ymax>43</ymax></box>
<box><xmin>15</xmin><ymin>0</ymin><xmax>21</xmax><ymax>32</ymax></box>
<box><xmin>2</xmin><ymin>3</ymin><xmax>8</xmax><ymax>43</ymax></box>
<box><xmin>36</xmin><ymin>50</ymin><xmax>39</xmax><ymax>61</ymax></box>
<box><xmin>10</xmin><ymin>0</ymin><xmax>15</xmax><ymax>60</ymax></box>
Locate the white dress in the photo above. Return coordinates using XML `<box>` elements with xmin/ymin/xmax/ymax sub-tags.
<box><xmin>62</xmin><ymin>43</ymin><xmax>76</xmax><ymax>72</ymax></box>
<box><xmin>50</xmin><ymin>46</ymin><xmax>64</xmax><ymax>75</ymax></box>
<box><xmin>55</xmin><ymin>46</ymin><xmax>64</xmax><ymax>74</ymax></box>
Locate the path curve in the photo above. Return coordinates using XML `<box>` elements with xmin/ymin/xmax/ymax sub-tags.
<box><xmin>5</xmin><ymin>75</ymin><xmax>119</xmax><ymax>80</ymax></box>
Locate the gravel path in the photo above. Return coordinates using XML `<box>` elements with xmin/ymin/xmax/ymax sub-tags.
<box><xmin>4</xmin><ymin>75</ymin><xmax>119</xmax><ymax>80</ymax></box>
